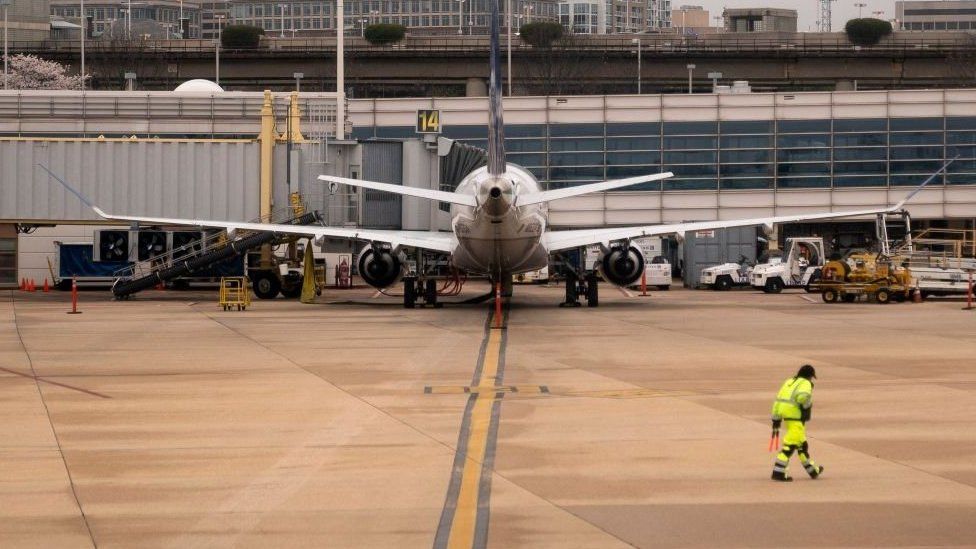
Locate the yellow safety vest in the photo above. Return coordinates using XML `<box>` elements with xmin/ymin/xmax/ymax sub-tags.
<box><xmin>771</xmin><ymin>377</ymin><xmax>813</xmax><ymax>420</ymax></box>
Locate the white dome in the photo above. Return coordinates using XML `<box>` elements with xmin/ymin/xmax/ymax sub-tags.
<box><xmin>174</xmin><ymin>79</ymin><xmax>225</xmax><ymax>93</ymax></box>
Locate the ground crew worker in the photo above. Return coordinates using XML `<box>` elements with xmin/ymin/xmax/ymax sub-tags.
<box><xmin>770</xmin><ymin>364</ymin><xmax>824</xmax><ymax>481</ymax></box>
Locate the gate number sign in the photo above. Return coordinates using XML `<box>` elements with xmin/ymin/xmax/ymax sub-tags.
<box><xmin>416</xmin><ymin>109</ymin><xmax>441</xmax><ymax>134</ymax></box>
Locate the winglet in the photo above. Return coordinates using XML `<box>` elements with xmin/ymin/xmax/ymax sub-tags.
<box><xmin>893</xmin><ymin>157</ymin><xmax>956</xmax><ymax>210</ymax></box>
<box><xmin>37</xmin><ymin>164</ymin><xmax>109</xmax><ymax>218</ymax></box>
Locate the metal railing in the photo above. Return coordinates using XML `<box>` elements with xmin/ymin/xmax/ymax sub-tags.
<box><xmin>9</xmin><ymin>32</ymin><xmax>976</xmax><ymax>56</ymax></box>
<box><xmin>0</xmin><ymin>91</ymin><xmax>340</xmax><ymax>138</ymax></box>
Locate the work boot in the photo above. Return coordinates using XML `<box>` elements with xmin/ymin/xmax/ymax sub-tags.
<box><xmin>807</xmin><ymin>465</ymin><xmax>824</xmax><ymax>479</ymax></box>
<box><xmin>771</xmin><ymin>471</ymin><xmax>793</xmax><ymax>482</ymax></box>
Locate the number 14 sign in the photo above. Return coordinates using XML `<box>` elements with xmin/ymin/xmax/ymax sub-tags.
<box><xmin>416</xmin><ymin>109</ymin><xmax>440</xmax><ymax>134</ymax></box>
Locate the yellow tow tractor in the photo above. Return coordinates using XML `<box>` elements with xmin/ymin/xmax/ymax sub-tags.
<box><xmin>810</xmin><ymin>253</ymin><xmax>913</xmax><ymax>304</ymax></box>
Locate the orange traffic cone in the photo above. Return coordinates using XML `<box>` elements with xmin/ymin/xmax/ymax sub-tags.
<box><xmin>43</xmin><ymin>279</ymin><xmax>50</xmax><ymax>292</ymax></box>
<box><xmin>28</xmin><ymin>279</ymin><xmax>35</xmax><ymax>292</ymax></box>
<box><xmin>912</xmin><ymin>285</ymin><xmax>922</xmax><ymax>303</ymax></box>
<box><xmin>19</xmin><ymin>278</ymin><xmax>26</xmax><ymax>291</ymax></box>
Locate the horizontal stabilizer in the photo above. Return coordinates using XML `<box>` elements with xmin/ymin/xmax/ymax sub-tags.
<box><xmin>517</xmin><ymin>172</ymin><xmax>674</xmax><ymax>206</ymax></box>
<box><xmin>317</xmin><ymin>175</ymin><xmax>477</xmax><ymax>207</ymax></box>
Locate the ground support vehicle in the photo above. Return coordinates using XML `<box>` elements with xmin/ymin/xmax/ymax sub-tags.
<box><xmin>750</xmin><ymin>237</ymin><xmax>825</xmax><ymax>293</ymax></box>
<box><xmin>810</xmin><ymin>257</ymin><xmax>912</xmax><ymax>304</ymax></box>
<box><xmin>699</xmin><ymin>257</ymin><xmax>754</xmax><ymax>290</ymax></box>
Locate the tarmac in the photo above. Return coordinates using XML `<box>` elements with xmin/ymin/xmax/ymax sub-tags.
<box><xmin>2</xmin><ymin>283</ymin><xmax>975</xmax><ymax>548</ymax></box>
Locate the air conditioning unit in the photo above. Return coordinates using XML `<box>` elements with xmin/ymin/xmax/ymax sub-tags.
<box><xmin>94</xmin><ymin>229</ymin><xmax>134</xmax><ymax>262</ymax></box>
<box><xmin>137</xmin><ymin>230</ymin><xmax>169</xmax><ymax>261</ymax></box>
<box><xmin>171</xmin><ymin>230</ymin><xmax>205</xmax><ymax>255</ymax></box>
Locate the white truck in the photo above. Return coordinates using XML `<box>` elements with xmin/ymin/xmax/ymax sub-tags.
<box><xmin>699</xmin><ymin>256</ymin><xmax>756</xmax><ymax>290</ymax></box>
<box><xmin>750</xmin><ymin>237</ymin><xmax>825</xmax><ymax>293</ymax></box>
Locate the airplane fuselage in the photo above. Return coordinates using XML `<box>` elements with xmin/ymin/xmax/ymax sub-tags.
<box><xmin>449</xmin><ymin>164</ymin><xmax>550</xmax><ymax>278</ymax></box>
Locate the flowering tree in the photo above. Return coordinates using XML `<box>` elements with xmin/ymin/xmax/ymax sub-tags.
<box><xmin>7</xmin><ymin>54</ymin><xmax>87</xmax><ymax>90</ymax></box>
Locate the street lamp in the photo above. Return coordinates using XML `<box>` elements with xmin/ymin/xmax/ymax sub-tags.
<box><xmin>80</xmin><ymin>0</ymin><xmax>85</xmax><ymax>90</ymax></box>
<box><xmin>360</xmin><ymin>18</ymin><xmax>367</xmax><ymax>37</ymax></box>
<box><xmin>631</xmin><ymin>38</ymin><xmax>641</xmax><ymax>94</ymax></box>
<box><xmin>279</xmin><ymin>3</ymin><xmax>286</xmax><ymax>38</ymax></box>
<box><xmin>686</xmin><ymin>63</ymin><xmax>696</xmax><ymax>94</ymax></box>
<box><xmin>1</xmin><ymin>0</ymin><xmax>10</xmax><ymax>91</ymax></box>
<box><xmin>215</xmin><ymin>14</ymin><xmax>224</xmax><ymax>85</ymax></box>
<box><xmin>854</xmin><ymin>2</ymin><xmax>866</xmax><ymax>18</ymax></box>
<box><xmin>294</xmin><ymin>72</ymin><xmax>303</xmax><ymax>92</ymax></box>
<box><xmin>457</xmin><ymin>0</ymin><xmax>465</xmax><ymax>35</ymax></box>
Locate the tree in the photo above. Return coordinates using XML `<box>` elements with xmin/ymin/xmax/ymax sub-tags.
<box><xmin>845</xmin><ymin>18</ymin><xmax>893</xmax><ymax>46</ymax></box>
<box><xmin>364</xmin><ymin>24</ymin><xmax>406</xmax><ymax>45</ymax></box>
<box><xmin>221</xmin><ymin>25</ymin><xmax>265</xmax><ymax>49</ymax></box>
<box><xmin>519</xmin><ymin>22</ymin><xmax>563</xmax><ymax>48</ymax></box>
<box><xmin>6</xmin><ymin>54</ymin><xmax>86</xmax><ymax>90</ymax></box>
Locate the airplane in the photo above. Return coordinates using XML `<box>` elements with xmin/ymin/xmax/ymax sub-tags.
<box><xmin>44</xmin><ymin>0</ymin><xmax>946</xmax><ymax>308</ymax></box>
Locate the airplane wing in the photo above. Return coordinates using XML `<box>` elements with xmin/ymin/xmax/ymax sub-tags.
<box><xmin>545</xmin><ymin>162</ymin><xmax>949</xmax><ymax>252</ymax></box>
<box><xmin>317</xmin><ymin>175</ymin><xmax>478</xmax><ymax>207</ymax></box>
<box><xmin>544</xmin><ymin>205</ymin><xmax>899</xmax><ymax>252</ymax></box>
<box><xmin>39</xmin><ymin>166</ymin><xmax>458</xmax><ymax>253</ymax></box>
<box><xmin>517</xmin><ymin>172</ymin><xmax>674</xmax><ymax>206</ymax></box>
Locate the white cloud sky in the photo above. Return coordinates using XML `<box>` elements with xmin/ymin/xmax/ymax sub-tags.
<box><xmin>680</xmin><ymin>0</ymin><xmax>897</xmax><ymax>31</ymax></box>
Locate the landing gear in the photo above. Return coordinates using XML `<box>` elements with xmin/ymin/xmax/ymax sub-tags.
<box><xmin>585</xmin><ymin>272</ymin><xmax>599</xmax><ymax>307</ymax></box>
<box><xmin>401</xmin><ymin>276</ymin><xmax>442</xmax><ymax>309</ymax></box>
<box><xmin>560</xmin><ymin>270</ymin><xmax>600</xmax><ymax>307</ymax></box>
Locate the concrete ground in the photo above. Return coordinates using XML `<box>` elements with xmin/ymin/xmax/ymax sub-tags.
<box><xmin>2</xmin><ymin>283</ymin><xmax>975</xmax><ymax>548</ymax></box>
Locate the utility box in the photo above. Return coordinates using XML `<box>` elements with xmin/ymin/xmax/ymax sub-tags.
<box><xmin>682</xmin><ymin>226</ymin><xmax>760</xmax><ymax>288</ymax></box>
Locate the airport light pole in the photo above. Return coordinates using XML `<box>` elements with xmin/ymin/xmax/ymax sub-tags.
<box><xmin>854</xmin><ymin>2</ymin><xmax>866</xmax><ymax>18</ymax></box>
<box><xmin>215</xmin><ymin>14</ymin><xmax>224</xmax><ymax>85</ymax></box>
<box><xmin>457</xmin><ymin>0</ymin><xmax>465</xmax><ymax>35</ymax></box>
<box><xmin>279</xmin><ymin>3</ymin><xmax>286</xmax><ymax>38</ymax></box>
<box><xmin>80</xmin><ymin>0</ymin><xmax>85</xmax><ymax>90</ymax></box>
<box><xmin>506</xmin><ymin>0</ymin><xmax>511</xmax><ymax>95</ymax></box>
<box><xmin>294</xmin><ymin>72</ymin><xmax>303</xmax><ymax>92</ymax></box>
<box><xmin>1</xmin><ymin>0</ymin><xmax>9</xmax><ymax>91</ymax></box>
<box><xmin>872</xmin><ymin>10</ymin><xmax>885</xmax><ymax>18</ymax></box>
<box><xmin>631</xmin><ymin>38</ymin><xmax>641</xmax><ymax>94</ymax></box>
<box><xmin>124</xmin><ymin>71</ymin><xmax>136</xmax><ymax>91</ymax></box>
<box><xmin>686</xmin><ymin>63</ymin><xmax>695</xmax><ymax>94</ymax></box>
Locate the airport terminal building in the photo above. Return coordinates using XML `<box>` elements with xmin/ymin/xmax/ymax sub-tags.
<box><xmin>348</xmin><ymin>89</ymin><xmax>976</xmax><ymax>225</ymax></box>
<box><xmin>2</xmin><ymin>87</ymin><xmax>976</xmax><ymax>286</ymax></box>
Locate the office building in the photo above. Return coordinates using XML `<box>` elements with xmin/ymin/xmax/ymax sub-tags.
<box><xmin>2</xmin><ymin>0</ymin><xmax>52</xmax><ymax>41</ymax></box>
<box><xmin>723</xmin><ymin>7</ymin><xmax>797</xmax><ymax>32</ymax></box>
<box><xmin>897</xmin><ymin>0</ymin><xmax>976</xmax><ymax>30</ymax></box>
<box><xmin>50</xmin><ymin>1</ymin><xmax>201</xmax><ymax>39</ymax></box>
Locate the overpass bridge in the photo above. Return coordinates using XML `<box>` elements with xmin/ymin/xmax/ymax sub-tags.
<box><xmin>12</xmin><ymin>32</ymin><xmax>976</xmax><ymax>95</ymax></box>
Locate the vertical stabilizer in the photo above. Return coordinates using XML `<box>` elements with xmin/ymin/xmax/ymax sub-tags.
<box><xmin>487</xmin><ymin>0</ymin><xmax>506</xmax><ymax>176</ymax></box>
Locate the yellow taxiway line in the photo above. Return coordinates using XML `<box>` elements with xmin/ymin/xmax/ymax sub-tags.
<box><xmin>446</xmin><ymin>327</ymin><xmax>502</xmax><ymax>548</ymax></box>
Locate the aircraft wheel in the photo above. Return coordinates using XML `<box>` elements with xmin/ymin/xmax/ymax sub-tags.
<box><xmin>585</xmin><ymin>274</ymin><xmax>599</xmax><ymax>307</ymax></box>
<box><xmin>842</xmin><ymin>294</ymin><xmax>858</xmax><ymax>303</ymax></box>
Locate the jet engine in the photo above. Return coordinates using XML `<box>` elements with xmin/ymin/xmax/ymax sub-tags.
<box><xmin>357</xmin><ymin>246</ymin><xmax>404</xmax><ymax>289</ymax></box>
<box><xmin>597</xmin><ymin>245</ymin><xmax>645</xmax><ymax>287</ymax></box>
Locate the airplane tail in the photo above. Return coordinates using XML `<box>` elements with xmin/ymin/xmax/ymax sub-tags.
<box><xmin>486</xmin><ymin>0</ymin><xmax>506</xmax><ymax>176</ymax></box>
